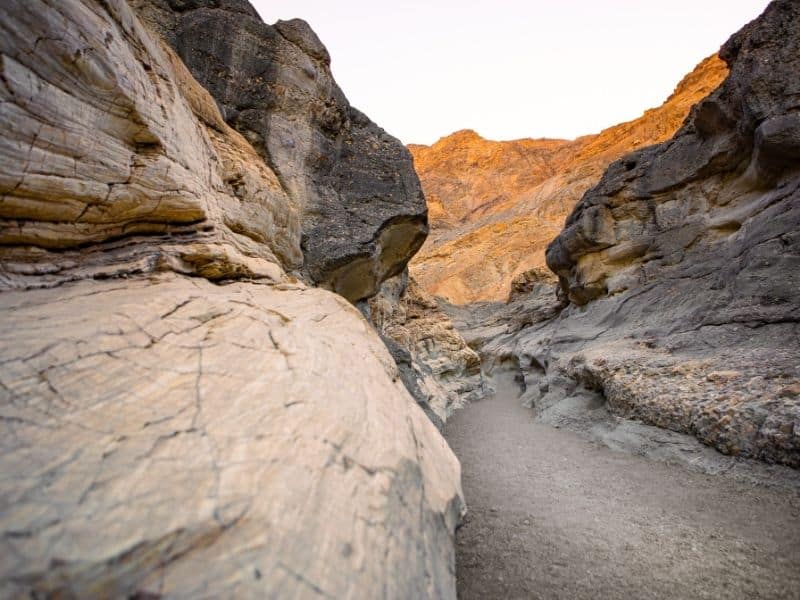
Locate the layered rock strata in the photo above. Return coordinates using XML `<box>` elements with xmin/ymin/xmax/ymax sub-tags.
<box><xmin>367</xmin><ymin>272</ymin><xmax>488</xmax><ymax>425</ymax></box>
<box><xmin>133</xmin><ymin>0</ymin><xmax>427</xmax><ymax>301</ymax></box>
<box><xmin>0</xmin><ymin>0</ymin><xmax>463</xmax><ymax>596</ymax></box>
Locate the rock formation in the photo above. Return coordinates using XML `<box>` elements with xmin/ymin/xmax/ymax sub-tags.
<box><xmin>0</xmin><ymin>277</ymin><xmax>463</xmax><ymax>598</ymax></box>
<box><xmin>367</xmin><ymin>271</ymin><xmax>489</xmax><ymax>425</ymax></box>
<box><xmin>409</xmin><ymin>55</ymin><xmax>728</xmax><ymax>303</ymax></box>
<box><xmin>133</xmin><ymin>0</ymin><xmax>428</xmax><ymax>302</ymax></box>
<box><xmin>0</xmin><ymin>0</ymin><xmax>463</xmax><ymax>597</ymax></box>
<box><xmin>452</xmin><ymin>0</ymin><xmax>800</xmax><ymax>468</ymax></box>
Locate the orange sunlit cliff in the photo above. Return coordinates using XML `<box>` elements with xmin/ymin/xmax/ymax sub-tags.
<box><xmin>408</xmin><ymin>54</ymin><xmax>728</xmax><ymax>304</ymax></box>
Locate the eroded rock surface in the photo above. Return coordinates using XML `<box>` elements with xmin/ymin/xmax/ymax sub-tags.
<box><xmin>367</xmin><ymin>272</ymin><xmax>489</xmax><ymax>424</ymax></box>
<box><xmin>0</xmin><ymin>0</ymin><xmax>307</xmax><ymax>288</ymax></box>
<box><xmin>546</xmin><ymin>2</ymin><xmax>800</xmax><ymax>308</ymax></box>
<box><xmin>451</xmin><ymin>1</ymin><xmax>800</xmax><ymax>468</ymax></box>
<box><xmin>0</xmin><ymin>276</ymin><xmax>463</xmax><ymax>598</ymax></box>
<box><xmin>409</xmin><ymin>56</ymin><xmax>728</xmax><ymax>303</ymax></box>
<box><xmin>0</xmin><ymin>0</ymin><xmax>463</xmax><ymax>596</ymax></box>
<box><xmin>133</xmin><ymin>0</ymin><xmax>427</xmax><ymax>301</ymax></box>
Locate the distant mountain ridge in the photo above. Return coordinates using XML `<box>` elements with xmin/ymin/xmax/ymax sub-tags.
<box><xmin>408</xmin><ymin>54</ymin><xmax>729</xmax><ymax>303</ymax></box>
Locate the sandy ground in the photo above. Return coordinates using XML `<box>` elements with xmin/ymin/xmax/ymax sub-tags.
<box><xmin>443</xmin><ymin>371</ymin><xmax>800</xmax><ymax>600</ymax></box>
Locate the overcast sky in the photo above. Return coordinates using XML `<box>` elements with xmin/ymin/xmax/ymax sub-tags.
<box><xmin>251</xmin><ymin>1</ymin><xmax>771</xmax><ymax>145</ymax></box>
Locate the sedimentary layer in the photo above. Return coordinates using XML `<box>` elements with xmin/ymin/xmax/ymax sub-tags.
<box><xmin>0</xmin><ymin>0</ymin><xmax>463</xmax><ymax>596</ymax></box>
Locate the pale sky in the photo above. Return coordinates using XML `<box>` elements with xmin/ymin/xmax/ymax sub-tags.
<box><xmin>252</xmin><ymin>1</ymin><xmax>771</xmax><ymax>145</ymax></box>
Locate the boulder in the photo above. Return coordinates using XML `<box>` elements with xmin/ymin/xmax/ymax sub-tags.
<box><xmin>0</xmin><ymin>275</ymin><xmax>463</xmax><ymax>598</ymax></box>
<box><xmin>0</xmin><ymin>0</ymin><xmax>463</xmax><ymax>596</ymax></box>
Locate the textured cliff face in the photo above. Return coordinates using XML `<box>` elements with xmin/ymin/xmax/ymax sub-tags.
<box><xmin>0</xmin><ymin>0</ymin><xmax>462</xmax><ymax>597</ymax></box>
<box><xmin>1</xmin><ymin>0</ymin><xmax>302</xmax><ymax>287</ymax></box>
<box><xmin>133</xmin><ymin>0</ymin><xmax>427</xmax><ymax>302</ymax></box>
<box><xmin>409</xmin><ymin>55</ymin><xmax>728</xmax><ymax>303</ymax></box>
<box><xmin>546</xmin><ymin>2</ymin><xmax>800</xmax><ymax>308</ymax></box>
<box><xmin>367</xmin><ymin>272</ymin><xmax>489</xmax><ymax>424</ymax></box>
<box><xmin>458</xmin><ymin>0</ymin><xmax>800</xmax><ymax>468</ymax></box>
<box><xmin>0</xmin><ymin>276</ymin><xmax>463</xmax><ymax>598</ymax></box>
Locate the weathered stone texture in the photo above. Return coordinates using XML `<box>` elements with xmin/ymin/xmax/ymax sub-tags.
<box><xmin>0</xmin><ymin>0</ymin><xmax>463</xmax><ymax>596</ymax></box>
<box><xmin>0</xmin><ymin>275</ymin><xmax>463</xmax><ymax>598</ymax></box>
<box><xmin>0</xmin><ymin>0</ymin><xmax>302</xmax><ymax>288</ymax></box>
<box><xmin>368</xmin><ymin>272</ymin><xmax>488</xmax><ymax>423</ymax></box>
<box><xmin>546</xmin><ymin>0</ymin><xmax>800</xmax><ymax>307</ymax></box>
<box><xmin>133</xmin><ymin>0</ymin><xmax>428</xmax><ymax>301</ymax></box>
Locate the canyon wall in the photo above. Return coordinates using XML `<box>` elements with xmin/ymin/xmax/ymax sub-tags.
<box><xmin>367</xmin><ymin>271</ymin><xmax>489</xmax><ymax>425</ymax></box>
<box><xmin>133</xmin><ymin>0</ymin><xmax>428</xmax><ymax>302</ymax></box>
<box><xmin>0</xmin><ymin>0</ymin><xmax>463</xmax><ymax>597</ymax></box>
<box><xmin>462</xmin><ymin>0</ymin><xmax>800</xmax><ymax>468</ymax></box>
<box><xmin>409</xmin><ymin>56</ymin><xmax>728</xmax><ymax>303</ymax></box>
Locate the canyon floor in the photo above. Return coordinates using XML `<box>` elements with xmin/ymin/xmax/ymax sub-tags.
<box><xmin>444</xmin><ymin>370</ymin><xmax>800</xmax><ymax>600</ymax></box>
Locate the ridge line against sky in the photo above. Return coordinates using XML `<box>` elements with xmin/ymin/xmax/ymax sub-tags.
<box><xmin>252</xmin><ymin>1</ymin><xmax>771</xmax><ymax>145</ymax></box>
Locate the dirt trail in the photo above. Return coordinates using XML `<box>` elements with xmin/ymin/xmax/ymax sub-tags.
<box><xmin>443</xmin><ymin>371</ymin><xmax>800</xmax><ymax>600</ymax></box>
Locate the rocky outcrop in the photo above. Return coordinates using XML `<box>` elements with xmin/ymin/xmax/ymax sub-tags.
<box><xmin>1</xmin><ymin>0</ymin><xmax>302</xmax><ymax>287</ymax></box>
<box><xmin>507</xmin><ymin>266</ymin><xmax>560</xmax><ymax>304</ymax></box>
<box><xmin>409</xmin><ymin>55</ymin><xmax>728</xmax><ymax>303</ymax></box>
<box><xmin>462</xmin><ymin>0</ymin><xmax>800</xmax><ymax>468</ymax></box>
<box><xmin>0</xmin><ymin>275</ymin><xmax>463</xmax><ymax>598</ymax></box>
<box><xmin>0</xmin><ymin>0</ymin><xmax>463</xmax><ymax>596</ymax></box>
<box><xmin>367</xmin><ymin>272</ymin><xmax>488</xmax><ymax>423</ymax></box>
<box><xmin>546</xmin><ymin>1</ymin><xmax>800</xmax><ymax>308</ymax></box>
<box><xmin>133</xmin><ymin>0</ymin><xmax>427</xmax><ymax>301</ymax></box>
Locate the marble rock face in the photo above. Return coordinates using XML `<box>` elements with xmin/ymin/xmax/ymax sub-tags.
<box><xmin>0</xmin><ymin>1</ymin><xmax>463</xmax><ymax>597</ymax></box>
<box><xmin>458</xmin><ymin>0</ymin><xmax>800</xmax><ymax>468</ymax></box>
<box><xmin>1</xmin><ymin>0</ymin><xmax>305</xmax><ymax>288</ymax></box>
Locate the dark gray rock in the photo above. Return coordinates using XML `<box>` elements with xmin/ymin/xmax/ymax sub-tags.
<box><xmin>547</xmin><ymin>0</ymin><xmax>800</xmax><ymax>305</ymax></box>
<box><xmin>134</xmin><ymin>1</ymin><xmax>427</xmax><ymax>301</ymax></box>
<box><xmin>380</xmin><ymin>334</ymin><xmax>445</xmax><ymax>430</ymax></box>
<box><xmin>522</xmin><ymin>0</ymin><xmax>800</xmax><ymax>467</ymax></box>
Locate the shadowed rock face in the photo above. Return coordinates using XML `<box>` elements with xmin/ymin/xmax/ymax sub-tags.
<box><xmin>546</xmin><ymin>0</ymin><xmax>800</xmax><ymax>310</ymax></box>
<box><xmin>367</xmin><ymin>271</ymin><xmax>489</xmax><ymax>424</ymax></box>
<box><xmin>408</xmin><ymin>56</ymin><xmax>728</xmax><ymax>303</ymax></box>
<box><xmin>458</xmin><ymin>0</ymin><xmax>799</xmax><ymax>468</ymax></box>
<box><xmin>134</xmin><ymin>1</ymin><xmax>428</xmax><ymax>301</ymax></box>
<box><xmin>0</xmin><ymin>0</ymin><xmax>463</xmax><ymax>597</ymax></box>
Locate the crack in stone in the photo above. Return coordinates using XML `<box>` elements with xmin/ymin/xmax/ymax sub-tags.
<box><xmin>276</xmin><ymin>561</ymin><xmax>337</xmax><ymax>599</ymax></box>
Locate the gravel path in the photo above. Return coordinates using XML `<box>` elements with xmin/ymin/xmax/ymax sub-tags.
<box><xmin>443</xmin><ymin>371</ymin><xmax>800</xmax><ymax>600</ymax></box>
